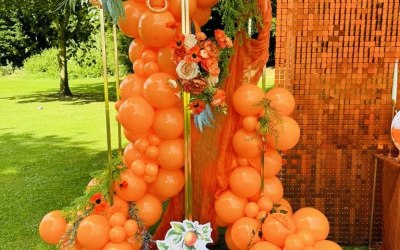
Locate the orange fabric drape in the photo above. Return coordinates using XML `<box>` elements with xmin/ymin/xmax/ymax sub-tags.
<box><xmin>154</xmin><ymin>0</ymin><xmax>272</xmax><ymax>242</ymax></box>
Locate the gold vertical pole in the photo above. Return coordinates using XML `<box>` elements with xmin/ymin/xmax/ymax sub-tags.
<box><xmin>100</xmin><ymin>7</ymin><xmax>114</xmax><ymax>205</ymax></box>
<box><xmin>113</xmin><ymin>24</ymin><xmax>123</xmax><ymax>156</ymax></box>
<box><xmin>369</xmin><ymin>156</ymin><xmax>378</xmax><ymax>247</ymax></box>
<box><xmin>181</xmin><ymin>0</ymin><xmax>192</xmax><ymax>220</ymax></box>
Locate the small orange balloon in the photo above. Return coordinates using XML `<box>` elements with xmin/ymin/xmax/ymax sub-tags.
<box><xmin>133</xmin><ymin>59</ymin><xmax>145</xmax><ymax>77</ymax></box>
<box><xmin>285</xmin><ymin>234</ymin><xmax>305</xmax><ymax>250</ymax></box>
<box><xmin>77</xmin><ymin>215</ymin><xmax>111</xmax><ymax>249</ymax></box>
<box><xmin>262</xmin><ymin>177</ymin><xmax>284</xmax><ymax>203</ymax></box>
<box><xmin>256</xmin><ymin>210</ymin><xmax>268</xmax><ymax>222</ymax></box>
<box><xmin>242</xmin><ymin>116</ymin><xmax>259</xmax><ymax>132</ymax></box>
<box><xmin>114</xmin><ymin>170</ymin><xmax>147</xmax><ymax>201</ymax></box>
<box><xmin>129</xmin><ymin>39</ymin><xmax>148</xmax><ymax>63</ymax></box>
<box><xmin>313</xmin><ymin>240</ymin><xmax>341</xmax><ymax>250</ymax></box>
<box><xmin>103</xmin><ymin>241</ymin><xmax>133</xmax><ymax>250</ymax></box>
<box><xmin>262</xmin><ymin>212</ymin><xmax>296</xmax><ymax>247</ymax></box>
<box><xmin>236</xmin><ymin>156</ymin><xmax>249</xmax><ymax>166</ymax></box>
<box><xmin>112</xmin><ymin>195</ymin><xmax>129</xmax><ymax>219</ymax></box>
<box><xmin>158</xmin><ymin>138</ymin><xmax>184</xmax><ymax>169</ymax></box>
<box><xmin>296</xmin><ymin>229</ymin><xmax>315</xmax><ymax>247</ymax></box>
<box><xmin>109</xmin><ymin>212</ymin><xmax>126</xmax><ymax>227</ymax></box>
<box><xmin>229</xmin><ymin>166</ymin><xmax>261</xmax><ymax>198</ymax></box>
<box><xmin>152</xmin><ymin>107</ymin><xmax>183</xmax><ymax>139</ymax></box>
<box><xmin>135</xmin><ymin>194</ymin><xmax>163</xmax><ymax>227</ymax></box>
<box><xmin>149</xmin><ymin>168</ymin><xmax>184</xmax><ymax>198</ymax></box>
<box><xmin>250</xmin><ymin>241</ymin><xmax>281</xmax><ymax>250</ymax></box>
<box><xmin>118</xmin><ymin>1</ymin><xmax>146</xmax><ymax>38</ymax></box>
<box><xmin>124</xmin><ymin>220</ymin><xmax>138</xmax><ymax>237</ymax></box>
<box><xmin>109</xmin><ymin>226</ymin><xmax>126</xmax><ymax>243</ymax></box>
<box><xmin>39</xmin><ymin>210</ymin><xmax>67</xmax><ymax>244</ymax></box>
<box><xmin>143</xmin><ymin>62</ymin><xmax>160</xmax><ymax>77</ymax></box>
<box><xmin>168</xmin><ymin>0</ymin><xmax>197</xmax><ymax>20</ymax></box>
<box><xmin>225</xmin><ymin>227</ymin><xmax>240</xmax><ymax>250</ymax></box>
<box><xmin>244</xmin><ymin>202</ymin><xmax>260</xmax><ymax>218</ymax></box>
<box><xmin>131</xmin><ymin>160</ymin><xmax>146</xmax><ymax>176</ymax></box>
<box><xmin>139</xmin><ymin>10</ymin><xmax>176</xmax><ymax>47</ymax></box>
<box><xmin>148</xmin><ymin>133</ymin><xmax>162</xmax><ymax>146</ymax></box>
<box><xmin>214</xmin><ymin>190</ymin><xmax>247</xmax><ymax>224</ymax></box>
<box><xmin>120</xmin><ymin>74</ymin><xmax>145</xmax><ymax>100</ymax></box>
<box><xmin>145</xmin><ymin>163</ymin><xmax>159</xmax><ymax>176</ymax></box>
<box><xmin>145</xmin><ymin>145</ymin><xmax>159</xmax><ymax>160</ymax></box>
<box><xmin>143</xmin><ymin>72</ymin><xmax>179</xmax><ymax>109</ymax></box>
<box><xmin>266</xmin><ymin>116</ymin><xmax>300</xmax><ymax>151</ymax></box>
<box><xmin>192</xmin><ymin>7</ymin><xmax>212</xmax><ymax>26</ymax></box>
<box><xmin>233</xmin><ymin>84</ymin><xmax>264</xmax><ymax>116</ymax></box>
<box><xmin>141</xmin><ymin>49</ymin><xmax>157</xmax><ymax>62</ymax></box>
<box><xmin>118</xmin><ymin>97</ymin><xmax>155</xmax><ymax>134</ymax></box>
<box><xmin>232</xmin><ymin>129</ymin><xmax>261</xmax><ymax>158</ymax></box>
<box><xmin>134</xmin><ymin>138</ymin><xmax>150</xmax><ymax>153</ymax></box>
<box><xmin>231</xmin><ymin>217</ymin><xmax>261</xmax><ymax>249</ymax></box>
<box><xmin>278</xmin><ymin>198</ymin><xmax>293</xmax><ymax>214</ymax></box>
<box><xmin>196</xmin><ymin>0</ymin><xmax>218</xmax><ymax>8</ymax></box>
<box><xmin>265</xmin><ymin>87</ymin><xmax>296</xmax><ymax>116</ymax></box>
<box><xmin>257</xmin><ymin>197</ymin><xmax>274</xmax><ymax>212</ymax></box>
<box><xmin>292</xmin><ymin>207</ymin><xmax>330</xmax><ymax>241</ymax></box>
<box><xmin>157</xmin><ymin>46</ymin><xmax>178</xmax><ymax>77</ymax></box>
<box><xmin>143</xmin><ymin>174</ymin><xmax>157</xmax><ymax>183</ymax></box>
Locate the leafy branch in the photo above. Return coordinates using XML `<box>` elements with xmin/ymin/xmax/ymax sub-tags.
<box><xmin>60</xmin><ymin>0</ymin><xmax>124</xmax><ymax>23</ymax></box>
<box><xmin>256</xmin><ymin>98</ymin><xmax>283</xmax><ymax>148</ymax></box>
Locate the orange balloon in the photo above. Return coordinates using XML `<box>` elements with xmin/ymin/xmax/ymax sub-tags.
<box><xmin>115</xmin><ymin>100</ymin><xmax>123</xmax><ymax>111</ymax></box>
<box><xmin>168</xmin><ymin>0</ymin><xmax>197</xmax><ymax>21</ymax></box>
<box><xmin>145</xmin><ymin>145</ymin><xmax>159</xmax><ymax>160</ymax></box>
<box><xmin>192</xmin><ymin>7</ymin><xmax>211</xmax><ymax>26</ymax></box>
<box><xmin>278</xmin><ymin>198</ymin><xmax>293</xmax><ymax>214</ymax></box>
<box><xmin>158</xmin><ymin>138</ymin><xmax>184</xmax><ymax>169</ymax></box>
<box><xmin>114</xmin><ymin>170</ymin><xmax>147</xmax><ymax>201</ymax></box>
<box><xmin>143</xmin><ymin>72</ymin><xmax>179</xmax><ymax>109</ymax></box>
<box><xmin>152</xmin><ymin>107</ymin><xmax>183</xmax><ymax>139</ymax></box>
<box><xmin>123</xmin><ymin>130</ymin><xmax>151</xmax><ymax>144</ymax></box>
<box><xmin>134</xmin><ymin>138</ymin><xmax>150</xmax><ymax>153</ymax></box>
<box><xmin>249</xmin><ymin>148</ymin><xmax>282</xmax><ymax>178</ymax></box>
<box><xmin>242</xmin><ymin>116</ymin><xmax>259</xmax><ymax>132</ymax></box>
<box><xmin>109</xmin><ymin>212</ymin><xmax>126</xmax><ymax>227</ymax></box>
<box><xmin>231</xmin><ymin>217</ymin><xmax>261</xmax><ymax>249</ymax></box>
<box><xmin>157</xmin><ymin>46</ymin><xmax>178</xmax><ymax>77</ymax></box>
<box><xmin>39</xmin><ymin>210</ymin><xmax>67</xmax><ymax>244</ymax></box>
<box><xmin>233</xmin><ymin>84</ymin><xmax>264</xmax><ymax>116</ymax></box>
<box><xmin>145</xmin><ymin>163</ymin><xmax>159</xmax><ymax>176</ymax></box>
<box><xmin>118</xmin><ymin>97</ymin><xmax>155</xmax><ymax>133</ymax></box>
<box><xmin>214</xmin><ymin>190</ymin><xmax>247</xmax><ymax>224</ymax></box>
<box><xmin>262</xmin><ymin>212</ymin><xmax>296</xmax><ymax>247</ymax></box>
<box><xmin>135</xmin><ymin>194</ymin><xmax>163</xmax><ymax>227</ymax></box>
<box><xmin>229</xmin><ymin>166</ymin><xmax>261</xmax><ymax>198</ymax></box>
<box><xmin>77</xmin><ymin>215</ymin><xmax>111</xmax><ymax>249</ymax></box>
<box><xmin>139</xmin><ymin>10</ymin><xmax>175</xmax><ymax>47</ymax></box>
<box><xmin>225</xmin><ymin>227</ymin><xmax>240</xmax><ymax>250</ymax></box>
<box><xmin>244</xmin><ymin>202</ymin><xmax>260</xmax><ymax>218</ymax></box>
<box><xmin>149</xmin><ymin>168</ymin><xmax>184</xmax><ymax>198</ymax></box>
<box><xmin>143</xmin><ymin>61</ymin><xmax>160</xmax><ymax>77</ymax></box>
<box><xmin>296</xmin><ymin>229</ymin><xmax>315</xmax><ymax>247</ymax></box>
<box><xmin>103</xmin><ymin>241</ymin><xmax>133</xmax><ymax>250</ymax></box>
<box><xmin>265</xmin><ymin>87</ymin><xmax>296</xmax><ymax>116</ymax></box>
<box><xmin>143</xmin><ymin>174</ymin><xmax>157</xmax><ymax>184</ymax></box>
<box><xmin>250</xmin><ymin>241</ymin><xmax>281</xmax><ymax>250</ymax></box>
<box><xmin>118</xmin><ymin>1</ymin><xmax>146</xmax><ymax>38</ymax></box>
<box><xmin>266</xmin><ymin>116</ymin><xmax>300</xmax><ymax>151</ymax></box>
<box><xmin>124</xmin><ymin>220</ymin><xmax>138</xmax><ymax>237</ymax></box>
<box><xmin>313</xmin><ymin>240</ymin><xmax>341</xmax><ymax>250</ymax></box>
<box><xmin>196</xmin><ymin>0</ymin><xmax>218</xmax><ymax>8</ymax></box>
<box><xmin>123</xmin><ymin>143</ymin><xmax>142</xmax><ymax>167</ymax></box>
<box><xmin>141</xmin><ymin>49</ymin><xmax>157</xmax><ymax>62</ymax></box>
<box><xmin>232</xmin><ymin>129</ymin><xmax>261</xmax><ymax>158</ymax></box>
<box><xmin>148</xmin><ymin>133</ymin><xmax>162</xmax><ymax>146</ymax></box>
<box><xmin>284</xmin><ymin>234</ymin><xmax>305</xmax><ymax>250</ymax></box>
<box><xmin>129</xmin><ymin>39</ymin><xmax>148</xmax><ymax>63</ymax></box>
<box><xmin>256</xmin><ymin>211</ymin><xmax>268</xmax><ymax>222</ymax></box>
<box><xmin>304</xmin><ymin>247</ymin><xmax>315</xmax><ymax>250</ymax></box>
<box><xmin>133</xmin><ymin>59</ymin><xmax>145</xmax><ymax>77</ymax></box>
<box><xmin>262</xmin><ymin>177</ymin><xmax>284</xmax><ymax>203</ymax></box>
<box><xmin>120</xmin><ymin>74</ymin><xmax>145</xmax><ymax>100</ymax></box>
<box><xmin>257</xmin><ymin>197</ymin><xmax>273</xmax><ymax>212</ymax></box>
<box><xmin>292</xmin><ymin>207</ymin><xmax>330</xmax><ymax>241</ymax></box>
<box><xmin>216</xmin><ymin>216</ymin><xmax>229</xmax><ymax>227</ymax></box>
<box><xmin>112</xmin><ymin>195</ymin><xmax>130</xmax><ymax>219</ymax></box>
<box><xmin>109</xmin><ymin>226</ymin><xmax>126</xmax><ymax>243</ymax></box>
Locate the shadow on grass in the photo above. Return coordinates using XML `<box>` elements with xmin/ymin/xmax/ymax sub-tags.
<box><xmin>0</xmin><ymin>131</ymin><xmax>113</xmax><ymax>249</ymax></box>
<box><xmin>1</xmin><ymin>80</ymin><xmax>117</xmax><ymax>105</ymax></box>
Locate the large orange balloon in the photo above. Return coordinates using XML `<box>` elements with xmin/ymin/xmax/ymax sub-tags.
<box><xmin>118</xmin><ymin>97</ymin><xmax>155</xmax><ymax>133</ymax></box>
<box><xmin>118</xmin><ymin>1</ymin><xmax>146</xmax><ymax>38</ymax></box>
<box><xmin>123</xmin><ymin>143</ymin><xmax>143</xmax><ymax>168</ymax></box>
<box><xmin>265</xmin><ymin>87</ymin><xmax>296</xmax><ymax>116</ymax></box>
<box><xmin>262</xmin><ymin>177</ymin><xmax>284</xmax><ymax>203</ymax></box>
<box><xmin>152</xmin><ymin>107</ymin><xmax>183</xmax><ymax>139</ymax></box>
<box><xmin>157</xmin><ymin>46</ymin><xmax>178</xmax><ymax>77</ymax></box>
<box><xmin>112</xmin><ymin>195</ymin><xmax>130</xmax><ymax>219</ymax></box>
<box><xmin>135</xmin><ymin>194</ymin><xmax>163</xmax><ymax>227</ymax></box>
<box><xmin>197</xmin><ymin>0</ymin><xmax>218</xmax><ymax>8</ymax></box>
<box><xmin>114</xmin><ymin>170</ymin><xmax>147</xmax><ymax>201</ymax></box>
<box><xmin>250</xmin><ymin>241</ymin><xmax>281</xmax><ymax>250</ymax></box>
<box><xmin>284</xmin><ymin>234</ymin><xmax>305</xmax><ymax>250</ymax></box>
<box><xmin>158</xmin><ymin>138</ymin><xmax>184</xmax><ymax>169</ymax></box>
<box><xmin>249</xmin><ymin>148</ymin><xmax>282</xmax><ymax>178</ymax></box>
<box><xmin>129</xmin><ymin>39</ymin><xmax>148</xmax><ymax>63</ymax></box>
<box><xmin>313</xmin><ymin>240</ymin><xmax>341</xmax><ymax>250</ymax></box>
<box><xmin>214</xmin><ymin>190</ymin><xmax>247</xmax><ymax>224</ymax></box>
<box><xmin>77</xmin><ymin>215</ymin><xmax>110</xmax><ymax>249</ymax></box>
<box><xmin>232</xmin><ymin>84</ymin><xmax>264</xmax><ymax>116</ymax></box>
<box><xmin>103</xmin><ymin>241</ymin><xmax>133</xmax><ymax>250</ymax></box>
<box><xmin>168</xmin><ymin>0</ymin><xmax>197</xmax><ymax>20</ymax></box>
<box><xmin>123</xmin><ymin>130</ymin><xmax>150</xmax><ymax>144</ymax></box>
<box><xmin>229</xmin><ymin>166</ymin><xmax>261</xmax><ymax>198</ymax></box>
<box><xmin>192</xmin><ymin>7</ymin><xmax>212</xmax><ymax>27</ymax></box>
<box><xmin>120</xmin><ymin>74</ymin><xmax>146</xmax><ymax>100</ymax></box>
<box><xmin>149</xmin><ymin>168</ymin><xmax>184</xmax><ymax>198</ymax></box>
<box><xmin>231</xmin><ymin>217</ymin><xmax>261</xmax><ymax>249</ymax></box>
<box><xmin>39</xmin><ymin>210</ymin><xmax>67</xmax><ymax>244</ymax></box>
<box><xmin>292</xmin><ymin>207</ymin><xmax>330</xmax><ymax>241</ymax></box>
<box><xmin>225</xmin><ymin>227</ymin><xmax>240</xmax><ymax>250</ymax></box>
<box><xmin>139</xmin><ymin>10</ymin><xmax>175</xmax><ymax>47</ymax></box>
<box><xmin>266</xmin><ymin>116</ymin><xmax>300</xmax><ymax>151</ymax></box>
<box><xmin>232</xmin><ymin>129</ymin><xmax>261</xmax><ymax>158</ymax></box>
<box><xmin>262</xmin><ymin>212</ymin><xmax>296</xmax><ymax>247</ymax></box>
<box><xmin>143</xmin><ymin>72</ymin><xmax>179</xmax><ymax>109</ymax></box>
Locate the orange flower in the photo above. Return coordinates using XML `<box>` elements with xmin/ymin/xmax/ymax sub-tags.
<box><xmin>189</xmin><ymin>99</ymin><xmax>206</xmax><ymax>115</ymax></box>
<box><xmin>175</xmin><ymin>33</ymin><xmax>185</xmax><ymax>48</ymax></box>
<box><xmin>94</xmin><ymin>202</ymin><xmax>108</xmax><ymax>213</ymax></box>
<box><xmin>166</xmin><ymin>22</ymin><xmax>180</xmax><ymax>30</ymax></box>
<box><xmin>195</xmin><ymin>32</ymin><xmax>207</xmax><ymax>41</ymax></box>
<box><xmin>201</xmin><ymin>58</ymin><xmax>220</xmax><ymax>76</ymax></box>
<box><xmin>119</xmin><ymin>180</ymin><xmax>128</xmax><ymax>189</ymax></box>
<box><xmin>182</xmin><ymin>77</ymin><xmax>207</xmax><ymax>95</ymax></box>
<box><xmin>173</xmin><ymin>47</ymin><xmax>186</xmax><ymax>64</ymax></box>
<box><xmin>215</xmin><ymin>29</ymin><xmax>233</xmax><ymax>48</ymax></box>
<box><xmin>200</xmin><ymin>40</ymin><xmax>219</xmax><ymax>58</ymax></box>
<box><xmin>185</xmin><ymin>45</ymin><xmax>201</xmax><ymax>63</ymax></box>
<box><xmin>211</xmin><ymin>89</ymin><xmax>226</xmax><ymax>107</ymax></box>
<box><xmin>90</xmin><ymin>193</ymin><xmax>109</xmax><ymax>213</ymax></box>
<box><xmin>90</xmin><ymin>193</ymin><xmax>103</xmax><ymax>204</ymax></box>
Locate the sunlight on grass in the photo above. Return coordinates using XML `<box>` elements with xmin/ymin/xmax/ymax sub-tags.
<box><xmin>0</xmin><ymin>167</ymin><xmax>19</xmax><ymax>175</ymax></box>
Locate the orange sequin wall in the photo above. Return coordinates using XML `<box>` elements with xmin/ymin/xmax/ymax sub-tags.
<box><xmin>275</xmin><ymin>0</ymin><xmax>400</xmax><ymax>245</ymax></box>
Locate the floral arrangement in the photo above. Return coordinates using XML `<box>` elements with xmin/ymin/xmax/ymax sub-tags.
<box><xmin>169</xmin><ymin>29</ymin><xmax>233</xmax><ymax>132</ymax></box>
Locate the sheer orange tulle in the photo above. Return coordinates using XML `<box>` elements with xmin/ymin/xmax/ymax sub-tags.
<box><xmin>154</xmin><ymin>0</ymin><xmax>272</xmax><ymax>241</ymax></box>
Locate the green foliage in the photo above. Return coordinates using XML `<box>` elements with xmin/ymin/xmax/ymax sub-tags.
<box><xmin>23</xmin><ymin>48</ymin><xmax>59</xmax><ymax>78</ymax></box>
<box><xmin>0</xmin><ymin>61</ymin><xmax>14</xmax><ymax>76</ymax></box>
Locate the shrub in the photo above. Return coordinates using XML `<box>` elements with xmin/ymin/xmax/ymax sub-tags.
<box><xmin>23</xmin><ymin>48</ymin><xmax>59</xmax><ymax>78</ymax></box>
<box><xmin>0</xmin><ymin>61</ymin><xmax>14</xmax><ymax>76</ymax></box>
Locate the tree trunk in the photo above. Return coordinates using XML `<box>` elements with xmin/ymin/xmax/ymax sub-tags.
<box><xmin>57</xmin><ymin>8</ymin><xmax>72</xmax><ymax>96</ymax></box>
